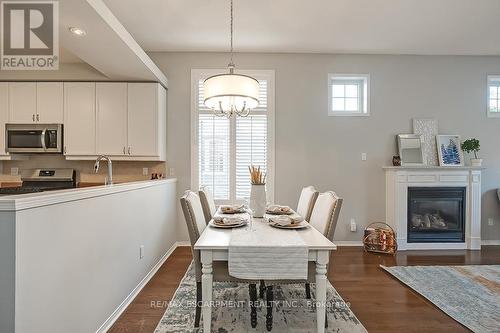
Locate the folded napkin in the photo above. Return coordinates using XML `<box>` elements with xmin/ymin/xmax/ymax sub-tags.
<box><xmin>228</xmin><ymin>220</ymin><xmax>308</xmax><ymax>280</ymax></box>
<box><xmin>266</xmin><ymin>204</ymin><xmax>293</xmax><ymax>214</ymax></box>
<box><xmin>268</xmin><ymin>215</ymin><xmax>304</xmax><ymax>226</ymax></box>
<box><xmin>219</xmin><ymin>204</ymin><xmax>247</xmax><ymax>214</ymax></box>
<box><xmin>213</xmin><ymin>212</ymin><xmax>250</xmax><ymax>225</ymax></box>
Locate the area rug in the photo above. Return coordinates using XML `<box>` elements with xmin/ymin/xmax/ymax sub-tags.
<box><xmin>154</xmin><ymin>264</ymin><xmax>367</xmax><ymax>333</ymax></box>
<box><xmin>382</xmin><ymin>265</ymin><xmax>500</xmax><ymax>333</ymax></box>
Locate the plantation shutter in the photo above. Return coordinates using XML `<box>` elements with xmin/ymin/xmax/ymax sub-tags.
<box><xmin>197</xmin><ymin>77</ymin><xmax>269</xmax><ymax>201</ymax></box>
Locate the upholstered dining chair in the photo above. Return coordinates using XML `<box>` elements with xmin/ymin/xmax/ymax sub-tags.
<box><xmin>199</xmin><ymin>186</ymin><xmax>217</xmax><ymax>224</ymax></box>
<box><xmin>180</xmin><ymin>191</ymin><xmax>260</xmax><ymax>329</ymax></box>
<box><xmin>264</xmin><ymin>191</ymin><xmax>343</xmax><ymax>331</ymax></box>
<box><xmin>296</xmin><ymin>186</ymin><xmax>319</xmax><ymax>221</ymax></box>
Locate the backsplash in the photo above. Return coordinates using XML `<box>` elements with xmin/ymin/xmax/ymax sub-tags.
<box><xmin>0</xmin><ymin>155</ymin><xmax>167</xmax><ymax>185</ymax></box>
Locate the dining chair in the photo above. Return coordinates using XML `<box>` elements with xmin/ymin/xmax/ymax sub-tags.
<box><xmin>199</xmin><ymin>186</ymin><xmax>217</xmax><ymax>224</ymax></box>
<box><xmin>180</xmin><ymin>191</ymin><xmax>260</xmax><ymax>329</ymax></box>
<box><xmin>264</xmin><ymin>191</ymin><xmax>343</xmax><ymax>331</ymax></box>
<box><xmin>296</xmin><ymin>186</ymin><xmax>319</xmax><ymax>221</ymax></box>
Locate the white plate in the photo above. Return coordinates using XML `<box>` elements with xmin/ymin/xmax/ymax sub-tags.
<box><xmin>269</xmin><ymin>221</ymin><xmax>309</xmax><ymax>229</ymax></box>
<box><xmin>266</xmin><ymin>210</ymin><xmax>294</xmax><ymax>215</ymax></box>
<box><xmin>209</xmin><ymin>220</ymin><xmax>248</xmax><ymax>229</ymax></box>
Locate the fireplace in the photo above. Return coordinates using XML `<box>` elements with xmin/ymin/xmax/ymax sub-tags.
<box><xmin>407</xmin><ymin>187</ymin><xmax>466</xmax><ymax>243</ymax></box>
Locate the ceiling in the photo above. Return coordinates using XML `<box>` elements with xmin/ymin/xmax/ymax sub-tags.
<box><xmin>103</xmin><ymin>0</ymin><xmax>500</xmax><ymax>56</ymax></box>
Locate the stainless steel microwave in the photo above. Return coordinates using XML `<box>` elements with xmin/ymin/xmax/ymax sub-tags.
<box><xmin>6</xmin><ymin>124</ymin><xmax>63</xmax><ymax>153</ymax></box>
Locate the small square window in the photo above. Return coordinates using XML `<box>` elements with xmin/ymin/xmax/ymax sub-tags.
<box><xmin>487</xmin><ymin>75</ymin><xmax>500</xmax><ymax>118</ymax></box>
<box><xmin>328</xmin><ymin>74</ymin><xmax>369</xmax><ymax>116</ymax></box>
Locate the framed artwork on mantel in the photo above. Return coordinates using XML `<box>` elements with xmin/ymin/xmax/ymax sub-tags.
<box><xmin>413</xmin><ymin>118</ymin><xmax>439</xmax><ymax>166</ymax></box>
<box><xmin>437</xmin><ymin>135</ymin><xmax>464</xmax><ymax>166</ymax></box>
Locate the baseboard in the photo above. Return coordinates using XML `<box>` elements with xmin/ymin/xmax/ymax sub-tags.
<box><xmin>335</xmin><ymin>241</ymin><xmax>363</xmax><ymax>247</ymax></box>
<box><xmin>176</xmin><ymin>240</ymin><xmax>191</xmax><ymax>247</ymax></box>
<box><xmin>95</xmin><ymin>241</ymin><xmax>183</xmax><ymax>333</ymax></box>
<box><xmin>481</xmin><ymin>240</ymin><xmax>500</xmax><ymax>246</ymax></box>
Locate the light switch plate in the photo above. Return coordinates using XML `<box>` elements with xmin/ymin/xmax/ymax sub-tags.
<box><xmin>169</xmin><ymin>168</ymin><xmax>175</xmax><ymax>176</ymax></box>
<box><xmin>361</xmin><ymin>153</ymin><xmax>367</xmax><ymax>161</ymax></box>
<box><xmin>142</xmin><ymin>168</ymin><xmax>148</xmax><ymax>176</ymax></box>
<box><xmin>10</xmin><ymin>167</ymin><xmax>19</xmax><ymax>176</ymax></box>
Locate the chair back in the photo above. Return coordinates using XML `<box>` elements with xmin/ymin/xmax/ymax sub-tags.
<box><xmin>309</xmin><ymin>191</ymin><xmax>343</xmax><ymax>241</ymax></box>
<box><xmin>199</xmin><ymin>186</ymin><xmax>217</xmax><ymax>224</ymax></box>
<box><xmin>180</xmin><ymin>191</ymin><xmax>208</xmax><ymax>281</ymax></box>
<box><xmin>296</xmin><ymin>186</ymin><xmax>319</xmax><ymax>221</ymax></box>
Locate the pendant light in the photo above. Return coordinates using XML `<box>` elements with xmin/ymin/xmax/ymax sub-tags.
<box><xmin>203</xmin><ymin>0</ymin><xmax>259</xmax><ymax>118</ymax></box>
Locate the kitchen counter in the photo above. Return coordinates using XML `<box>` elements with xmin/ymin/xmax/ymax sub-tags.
<box><xmin>0</xmin><ymin>178</ymin><xmax>175</xmax><ymax>211</ymax></box>
<box><xmin>0</xmin><ymin>178</ymin><xmax>177</xmax><ymax>333</ymax></box>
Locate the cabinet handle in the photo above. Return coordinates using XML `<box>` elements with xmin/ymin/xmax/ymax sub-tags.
<box><xmin>36</xmin><ymin>114</ymin><xmax>39</xmax><ymax>122</ymax></box>
<box><xmin>123</xmin><ymin>147</ymin><xmax>126</xmax><ymax>155</ymax></box>
<box><xmin>128</xmin><ymin>146</ymin><xmax>131</xmax><ymax>155</ymax></box>
<box><xmin>32</xmin><ymin>114</ymin><xmax>35</xmax><ymax>122</ymax></box>
<box><xmin>64</xmin><ymin>146</ymin><xmax>67</xmax><ymax>154</ymax></box>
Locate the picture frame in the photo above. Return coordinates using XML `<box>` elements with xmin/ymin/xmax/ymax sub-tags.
<box><xmin>436</xmin><ymin>135</ymin><xmax>464</xmax><ymax>166</ymax></box>
<box><xmin>397</xmin><ymin>134</ymin><xmax>426</xmax><ymax>166</ymax></box>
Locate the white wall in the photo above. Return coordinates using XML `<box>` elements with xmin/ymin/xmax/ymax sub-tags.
<box><xmin>150</xmin><ymin>52</ymin><xmax>500</xmax><ymax>242</ymax></box>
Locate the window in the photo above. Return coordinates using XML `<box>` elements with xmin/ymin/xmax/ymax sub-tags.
<box><xmin>328</xmin><ymin>74</ymin><xmax>369</xmax><ymax>116</ymax></box>
<box><xmin>487</xmin><ymin>75</ymin><xmax>500</xmax><ymax>118</ymax></box>
<box><xmin>191</xmin><ymin>69</ymin><xmax>275</xmax><ymax>203</ymax></box>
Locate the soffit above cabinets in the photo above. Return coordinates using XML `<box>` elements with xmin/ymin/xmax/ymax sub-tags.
<box><xmin>60</xmin><ymin>0</ymin><xmax>167</xmax><ymax>88</ymax></box>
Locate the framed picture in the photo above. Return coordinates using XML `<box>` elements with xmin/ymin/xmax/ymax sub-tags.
<box><xmin>436</xmin><ymin>135</ymin><xmax>464</xmax><ymax>166</ymax></box>
<box><xmin>397</xmin><ymin>134</ymin><xmax>426</xmax><ymax>166</ymax></box>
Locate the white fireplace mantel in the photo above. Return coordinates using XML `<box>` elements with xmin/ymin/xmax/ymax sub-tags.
<box><xmin>384</xmin><ymin>166</ymin><xmax>483</xmax><ymax>250</ymax></box>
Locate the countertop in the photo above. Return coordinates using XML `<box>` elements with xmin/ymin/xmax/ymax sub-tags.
<box><xmin>0</xmin><ymin>178</ymin><xmax>177</xmax><ymax>211</ymax></box>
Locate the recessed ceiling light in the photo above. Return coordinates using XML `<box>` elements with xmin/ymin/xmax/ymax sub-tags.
<box><xmin>69</xmin><ymin>27</ymin><xmax>86</xmax><ymax>36</ymax></box>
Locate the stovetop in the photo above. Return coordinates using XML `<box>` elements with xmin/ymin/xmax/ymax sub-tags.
<box><xmin>0</xmin><ymin>187</ymin><xmax>45</xmax><ymax>196</ymax></box>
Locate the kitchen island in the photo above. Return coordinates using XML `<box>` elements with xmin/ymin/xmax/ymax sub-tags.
<box><xmin>0</xmin><ymin>179</ymin><xmax>177</xmax><ymax>333</ymax></box>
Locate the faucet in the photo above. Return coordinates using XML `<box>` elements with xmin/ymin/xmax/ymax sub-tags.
<box><xmin>94</xmin><ymin>155</ymin><xmax>113</xmax><ymax>185</ymax></box>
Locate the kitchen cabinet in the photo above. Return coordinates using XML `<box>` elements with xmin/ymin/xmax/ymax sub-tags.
<box><xmin>127</xmin><ymin>83</ymin><xmax>166</xmax><ymax>159</ymax></box>
<box><xmin>37</xmin><ymin>82</ymin><xmax>63</xmax><ymax>123</ymax></box>
<box><xmin>9</xmin><ymin>82</ymin><xmax>37</xmax><ymax>123</ymax></box>
<box><xmin>96</xmin><ymin>83</ymin><xmax>128</xmax><ymax>155</ymax></box>
<box><xmin>63</xmin><ymin>82</ymin><xmax>96</xmax><ymax>155</ymax></box>
<box><xmin>0</xmin><ymin>83</ymin><xmax>9</xmax><ymax>157</ymax></box>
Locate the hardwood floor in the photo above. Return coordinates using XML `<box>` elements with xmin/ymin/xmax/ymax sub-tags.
<box><xmin>109</xmin><ymin>246</ymin><xmax>500</xmax><ymax>333</ymax></box>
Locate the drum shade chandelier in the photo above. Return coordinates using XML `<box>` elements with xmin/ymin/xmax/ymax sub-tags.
<box><xmin>203</xmin><ymin>0</ymin><xmax>259</xmax><ymax>118</ymax></box>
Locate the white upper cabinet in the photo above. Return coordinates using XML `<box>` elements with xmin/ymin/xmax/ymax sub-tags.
<box><xmin>64</xmin><ymin>82</ymin><xmax>96</xmax><ymax>155</ymax></box>
<box><xmin>37</xmin><ymin>82</ymin><xmax>63</xmax><ymax>123</ymax></box>
<box><xmin>96</xmin><ymin>83</ymin><xmax>128</xmax><ymax>155</ymax></box>
<box><xmin>127</xmin><ymin>83</ymin><xmax>163</xmax><ymax>157</ymax></box>
<box><xmin>0</xmin><ymin>83</ymin><xmax>9</xmax><ymax>157</ymax></box>
<box><xmin>9</xmin><ymin>82</ymin><xmax>37</xmax><ymax>123</ymax></box>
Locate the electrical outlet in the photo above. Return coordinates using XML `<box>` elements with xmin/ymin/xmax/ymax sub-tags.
<box><xmin>142</xmin><ymin>168</ymin><xmax>149</xmax><ymax>176</ymax></box>
<box><xmin>350</xmin><ymin>218</ymin><xmax>357</xmax><ymax>232</ymax></box>
<box><xmin>169</xmin><ymin>168</ymin><xmax>175</xmax><ymax>176</ymax></box>
<box><xmin>10</xmin><ymin>167</ymin><xmax>19</xmax><ymax>176</ymax></box>
<box><xmin>139</xmin><ymin>245</ymin><xmax>145</xmax><ymax>259</ymax></box>
<box><xmin>488</xmin><ymin>218</ymin><xmax>494</xmax><ymax>226</ymax></box>
<box><xmin>361</xmin><ymin>153</ymin><xmax>367</xmax><ymax>161</ymax></box>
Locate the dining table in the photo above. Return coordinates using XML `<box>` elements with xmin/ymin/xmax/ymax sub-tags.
<box><xmin>194</xmin><ymin>214</ymin><xmax>337</xmax><ymax>333</ymax></box>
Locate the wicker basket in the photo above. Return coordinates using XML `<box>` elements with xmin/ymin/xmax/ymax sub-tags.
<box><xmin>363</xmin><ymin>222</ymin><xmax>397</xmax><ymax>254</ymax></box>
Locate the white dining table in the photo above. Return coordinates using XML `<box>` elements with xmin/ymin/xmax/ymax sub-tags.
<box><xmin>194</xmin><ymin>216</ymin><xmax>337</xmax><ymax>333</ymax></box>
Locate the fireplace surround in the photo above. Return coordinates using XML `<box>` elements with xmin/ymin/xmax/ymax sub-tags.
<box><xmin>384</xmin><ymin>166</ymin><xmax>482</xmax><ymax>250</ymax></box>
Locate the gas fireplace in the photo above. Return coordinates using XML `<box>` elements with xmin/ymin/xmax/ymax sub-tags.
<box><xmin>407</xmin><ymin>187</ymin><xmax>466</xmax><ymax>243</ymax></box>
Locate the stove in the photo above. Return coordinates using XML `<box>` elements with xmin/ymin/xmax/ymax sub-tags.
<box><xmin>0</xmin><ymin>169</ymin><xmax>76</xmax><ymax>196</ymax></box>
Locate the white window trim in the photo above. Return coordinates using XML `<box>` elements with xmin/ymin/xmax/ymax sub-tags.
<box><xmin>328</xmin><ymin>73</ymin><xmax>370</xmax><ymax>117</ymax></box>
<box><xmin>487</xmin><ymin>75</ymin><xmax>500</xmax><ymax>118</ymax></box>
<box><xmin>190</xmin><ymin>69</ymin><xmax>276</xmax><ymax>204</ymax></box>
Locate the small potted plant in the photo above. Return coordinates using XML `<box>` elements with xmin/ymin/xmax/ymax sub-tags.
<box><xmin>461</xmin><ymin>138</ymin><xmax>482</xmax><ymax>167</ymax></box>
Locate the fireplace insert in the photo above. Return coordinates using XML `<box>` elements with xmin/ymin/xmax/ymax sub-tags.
<box><xmin>407</xmin><ymin>187</ymin><xmax>466</xmax><ymax>243</ymax></box>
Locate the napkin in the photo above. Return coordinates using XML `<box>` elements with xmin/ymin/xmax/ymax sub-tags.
<box><xmin>266</xmin><ymin>204</ymin><xmax>292</xmax><ymax>214</ymax></box>
<box><xmin>219</xmin><ymin>204</ymin><xmax>246</xmax><ymax>214</ymax></box>
<box><xmin>269</xmin><ymin>215</ymin><xmax>304</xmax><ymax>226</ymax></box>
<box><xmin>213</xmin><ymin>212</ymin><xmax>250</xmax><ymax>225</ymax></box>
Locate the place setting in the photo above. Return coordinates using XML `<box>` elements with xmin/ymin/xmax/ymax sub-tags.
<box><xmin>265</xmin><ymin>204</ymin><xmax>310</xmax><ymax>229</ymax></box>
<box><xmin>209</xmin><ymin>204</ymin><xmax>251</xmax><ymax>228</ymax></box>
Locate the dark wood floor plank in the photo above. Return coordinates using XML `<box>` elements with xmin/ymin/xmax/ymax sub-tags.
<box><xmin>109</xmin><ymin>246</ymin><xmax>499</xmax><ymax>333</ymax></box>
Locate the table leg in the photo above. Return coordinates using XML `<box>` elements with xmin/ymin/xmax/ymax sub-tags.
<box><xmin>201</xmin><ymin>250</ymin><xmax>213</xmax><ymax>332</ymax></box>
<box><xmin>315</xmin><ymin>251</ymin><xmax>329</xmax><ymax>333</ymax></box>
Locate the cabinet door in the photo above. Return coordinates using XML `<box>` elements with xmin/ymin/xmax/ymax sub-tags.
<box><xmin>96</xmin><ymin>83</ymin><xmax>127</xmax><ymax>155</ymax></box>
<box><xmin>0</xmin><ymin>83</ymin><xmax>8</xmax><ymax>155</ymax></box>
<box><xmin>127</xmin><ymin>83</ymin><xmax>157</xmax><ymax>156</ymax></box>
<box><xmin>63</xmin><ymin>82</ymin><xmax>96</xmax><ymax>155</ymax></box>
<box><xmin>9</xmin><ymin>82</ymin><xmax>37</xmax><ymax>123</ymax></box>
<box><xmin>37</xmin><ymin>82</ymin><xmax>63</xmax><ymax>123</ymax></box>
